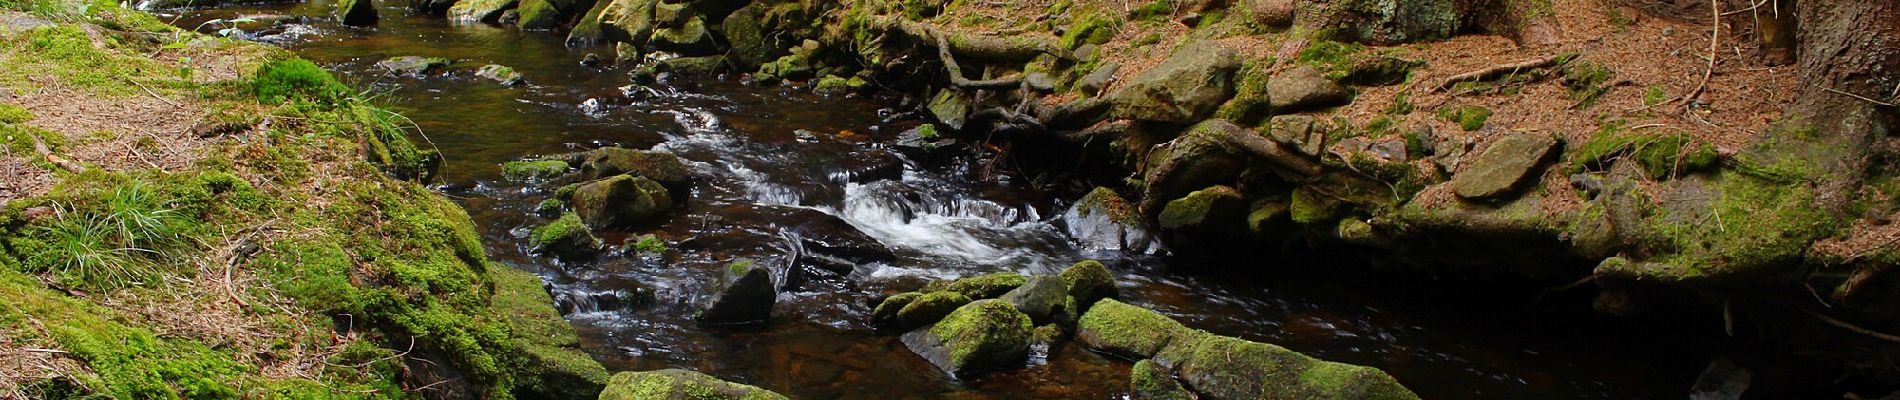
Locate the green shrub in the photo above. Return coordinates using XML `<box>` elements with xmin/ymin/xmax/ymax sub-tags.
<box><xmin>253</xmin><ymin>59</ymin><xmax>350</xmax><ymax>104</ymax></box>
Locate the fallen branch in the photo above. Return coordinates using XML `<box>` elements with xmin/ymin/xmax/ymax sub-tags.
<box><xmin>1817</xmin><ymin>84</ymin><xmax>1896</xmax><ymax>107</ymax></box>
<box><xmin>129</xmin><ymin>78</ymin><xmax>182</xmax><ymax>108</ymax></box>
<box><xmin>1433</xmin><ymin>55</ymin><xmax>1567</xmax><ymax>92</ymax></box>
<box><xmin>30</xmin><ymin>134</ymin><xmax>85</xmax><ymax>173</ymax></box>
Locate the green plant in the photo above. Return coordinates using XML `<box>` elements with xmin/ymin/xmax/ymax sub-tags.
<box><xmin>34</xmin><ymin>207</ymin><xmax>143</xmax><ymax>287</ymax></box>
<box><xmin>633</xmin><ymin>234</ymin><xmax>666</xmax><ymax>254</ymax></box>
<box><xmin>252</xmin><ymin>59</ymin><xmax>350</xmax><ymax>104</ymax></box>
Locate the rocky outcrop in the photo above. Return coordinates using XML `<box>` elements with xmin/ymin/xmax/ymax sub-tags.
<box><xmin>599</xmin><ymin>369</ymin><xmax>788</xmax><ymax>400</ymax></box>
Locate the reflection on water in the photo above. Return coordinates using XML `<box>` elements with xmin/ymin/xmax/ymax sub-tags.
<box><xmin>164</xmin><ymin>3</ymin><xmax>1708</xmax><ymax>398</ymax></box>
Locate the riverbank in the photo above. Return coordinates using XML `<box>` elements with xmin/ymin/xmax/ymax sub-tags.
<box><xmin>0</xmin><ymin>1</ymin><xmax>607</xmax><ymax>397</ymax></box>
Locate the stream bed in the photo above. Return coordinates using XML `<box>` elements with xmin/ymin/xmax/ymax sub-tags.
<box><xmin>168</xmin><ymin>4</ymin><xmax>1716</xmax><ymax>398</ymax></box>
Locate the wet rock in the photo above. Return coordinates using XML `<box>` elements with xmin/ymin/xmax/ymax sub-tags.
<box><xmin>652</xmin><ymin>17</ymin><xmax>719</xmax><ymax>56</ymax></box>
<box><xmin>873</xmin><ymin>291</ymin><xmax>972</xmax><ymax>330</ymax></box>
<box><xmin>528</xmin><ymin>212</ymin><xmax>600</xmax><ymax>261</ymax></box>
<box><xmin>720</xmin><ymin>2</ymin><xmax>780</xmax><ymax>69</ymax></box>
<box><xmin>570</xmin><ymin>174</ymin><xmax>674</xmax><ymax>229</ymax></box>
<box><xmin>1059</xmin><ymin>260</ymin><xmax>1118</xmax><ymax>312</ymax></box>
<box><xmin>1062</xmin><ymin>187</ymin><xmax>1161</xmax><ymax>254</ymax></box>
<box><xmin>475</xmin><ymin>64</ymin><xmax>525</xmax><ymax>86</ymax></box>
<box><xmin>1157</xmin><ymin>185</ymin><xmax>1246</xmax><ymax>231</ymax></box>
<box><xmin>564</xmin><ymin>0</ymin><xmax>614</xmax><ymax>46</ymax></box>
<box><xmin>929</xmin><ymin>88</ymin><xmax>972</xmax><ymax>131</ymax></box>
<box><xmin>1141</xmin><ymin>121</ymin><xmax>1250</xmax><ymax>213</ymax></box>
<box><xmin>598</xmin><ymin>0</ymin><xmax>658</xmax><ymax>45</ymax></box>
<box><xmin>658</xmin><ymin>55</ymin><xmax>728</xmax><ymax>76</ymax></box>
<box><xmin>1157</xmin><ymin>334</ymin><xmax>1419</xmax><ymax>400</ymax></box>
<box><xmin>580</xmin><ymin>52</ymin><xmax>603</xmax><ymax>67</ymax></box>
<box><xmin>600</xmin><ymin>369</ymin><xmax>788</xmax><ymax>400</ymax></box>
<box><xmin>1109</xmin><ymin>41</ymin><xmax>1240</xmax><ymax>123</ymax></box>
<box><xmin>783</xmin><ymin>208</ymin><xmax>896</xmax><ymax>266</ymax></box>
<box><xmin>901</xmin><ymin>299</ymin><xmax>1034</xmax><ymax>378</ymax></box>
<box><xmin>1000</xmin><ymin>275</ymin><xmax>1069</xmax><ymax>325</ymax></box>
<box><xmin>447</xmin><ymin>0</ymin><xmax>515</xmax><ymax>22</ymax></box>
<box><xmin>923</xmin><ymin>272</ymin><xmax>1027</xmax><ymax>300</ymax></box>
<box><xmin>1451</xmin><ymin>133</ymin><xmax>1559</xmax><ymax>200</ymax></box>
<box><xmin>814</xmin><ymin>75</ymin><xmax>850</xmax><ymax>95</ymax></box>
<box><xmin>1077</xmin><ymin>63</ymin><xmax>1120</xmax><ymax>97</ymax></box>
<box><xmin>336</xmin><ymin>0</ymin><xmax>376</xmax><ymax>26</ymax></box>
<box><xmin>1689</xmin><ymin>358</ymin><xmax>1751</xmax><ymax>400</ymax></box>
<box><xmin>651</xmin><ymin>1</ymin><xmax>691</xmax><ymax>28</ymax></box>
<box><xmin>376</xmin><ymin>56</ymin><xmax>451</xmax><ymax>76</ymax></box>
<box><xmin>578</xmin><ymin>147</ymin><xmax>693</xmax><ymax>190</ymax></box>
<box><xmin>516</xmin><ymin>0</ymin><xmax>587</xmax><ymax>30</ymax></box>
<box><xmin>757</xmin><ymin>54</ymin><xmax>814</xmax><ymax>83</ymax></box>
<box><xmin>1267</xmin><ymin>115</ymin><xmax>1327</xmax><ymax>157</ymax></box>
<box><xmin>1075</xmin><ymin>299</ymin><xmax>1190</xmax><ymax>359</ymax></box>
<box><xmin>696</xmin><ymin>260</ymin><xmax>776</xmax><ymax>326</ymax></box>
<box><xmin>1267</xmin><ymin>65</ymin><xmax>1351</xmax><ymax>113</ymax></box>
<box><xmin>1130</xmin><ymin>359</ymin><xmax>1196</xmax><ymax>400</ymax></box>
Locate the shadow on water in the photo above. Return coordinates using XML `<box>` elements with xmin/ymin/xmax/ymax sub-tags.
<box><xmin>166</xmin><ymin>4</ymin><xmax>1715</xmax><ymax>398</ymax></box>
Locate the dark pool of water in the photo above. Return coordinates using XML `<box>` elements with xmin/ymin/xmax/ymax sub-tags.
<box><xmin>165</xmin><ymin>4</ymin><xmax>1715</xmax><ymax>398</ymax></box>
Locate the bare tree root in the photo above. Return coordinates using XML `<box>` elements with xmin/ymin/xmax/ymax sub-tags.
<box><xmin>1433</xmin><ymin>54</ymin><xmax>1568</xmax><ymax>92</ymax></box>
<box><xmin>874</xmin><ymin>16</ymin><xmax>1068</xmax><ymax>62</ymax></box>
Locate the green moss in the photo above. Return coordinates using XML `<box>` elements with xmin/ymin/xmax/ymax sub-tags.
<box><xmin>252</xmin><ymin>58</ymin><xmax>350</xmax><ymax>105</ymax></box>
<box><xmin>1435</xmin><ymin>105</ymin><xmax>1491</xmax><ymax>131</ymax></box>
<box><xmin>814</xmin><ymin>74</ymin><xmax>850</xmax><ymax>94</ymax></box>
<box><xmin>897</xmin><ymin>290</ymin><xmax>972</xmax><ymax>327</ymax></box>
<box><xmin>1294</xmin><ymin>40</ymin><xmax>1367</xmax><ymax>81</ymax></box>
<box><xmin>1074</xmin><ymin>298</ymin><xmax>1187</xmax><ymax>358</ymax></box>
<box><xmin>1058</xmin><ymin>260</ymin><xmax>1116</xmax><ymax>309</ymax></box>
<box><xmin>1163</xmin><ymin>334</ymin><xmax>1418</xmax><ymax>399</ymax></box>
<box><xmin>923</xmin><ymin>271</ymin><xmax>1027</xmax><ymax>299</ymax></box>
<box><xmin>1157</xmin><ymin>185</ymin><xmax>1242</xmax><ymax>229</ymax></box>
<box><xmin>1643</xmin><ymin>85</ymin><xmax>1668</xmax><ymax>107</ymax></box>
<box><xmin>503</xmin><ymin>160</ymin><xmax>571</xmax><ymax>180</ymax></box>
<box><xmin>1214</xmin><ymin>58</ymin><xmax>1274</xmax><ymax>125</ymax></box>
<box><xmin>3</xmin><ymin>24</ymin><xmax>175</xmax><ymax>97</ymax></box>
<box><xmin>536</xmin><ymin>198</ymin><xmax>564</xmax><ymax>214</ymax></box>
<box><xmin>531</xmin><ymin>212</ymin><xmax>596</xmax><ymax>249</ymax></box>
<box><xmin>1570</xmin><ymin>121</ymin><xmax>1721</xmax><ymax>179</ymax></box>
<box><xmin>633</xmin><ymin>233</ymin><xmax>666</xmax><ymax>254</ymax></box>
<box><xmin>1075</xmin><ymin>187</ymin><xmax>1141</xmax><ymax>226</ymax></box>
<box><xmin>0</xmin><ymin>103</ymin><xmax>33</xmax><ymax>123</ymax></box>
<box><xmin>929</xmin><ymin>298</ymin><xmax>1033</xmax><ymax>366</ymax></box>
<box><xmin>1560</xmin><ymin>61</ymin><xmax>1613</xmax><ymax>107</ymax></box>
<box><xmin>601</xmin><ymin>369</ymin><xmax>788</xmax><ymax>400</ymax></box>
<box><xmin>1385</xmin><ymin>92</ymin><xmax>1415</xmax><ymax>115</ymax></box>
<box><xmin>1130</xmin><ymin>359</ymin><xmax>1194</xmax><ymax>400</ymax></box>
<box><xmin>555</xmin><ymin>182</ymin><xmax>582</xmax><ymax>199</ymax></box>
<box><xmin>1127</xmin><ymin>0</ymin><xmax>1172</xmax><ymax>22</ymax></box>
<box><xmin>1289</xmin><ymin>187</ymin><xmax>1340</xmax><ymax>225</ymax></box>
<box><xmin>1059</xmin><ymin>13</ymin><xmax>1120</xmax><ymax>50</ymax></box>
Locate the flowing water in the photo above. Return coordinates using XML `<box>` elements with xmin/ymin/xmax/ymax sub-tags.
<box><xmin>167</xmin><ymin>4</ymin><xmax>1718</xmax><ymax>398</ymax></box>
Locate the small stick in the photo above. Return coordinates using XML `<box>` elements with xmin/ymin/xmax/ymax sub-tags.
<box><xmin>129</xmin><ymin>79</ymin><xmax>182</xmax><ymax>108</ymax></box>
<box><xmin>1432</xmin><ymin>55</ymin><xmax>1566</xmax><ymax>92</ymax></box>
<box><xmin>1817</xmin><ymin>85</ymin><xmax>1896</xmax><ymax>107</ymax></box>
<box><xmin>1683</xmin><ymin>0</ymin><xmax>1722</xmax><ymax>105</ymax></box>
<box><xmin>31</xmin><ymin>134</ymin><xmax>85</xmax><ymax>173</ymax></box>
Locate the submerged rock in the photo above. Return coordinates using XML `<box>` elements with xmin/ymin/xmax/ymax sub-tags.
<box><xmin>901</xmin><ymin>299</ymin><xmax>1034</xmax><ymax>378</ymax></box>
<box><xmin>873</xmin><ymin>291</ymin><xmax>972</xmax><ymax>330</ymax></box>
<box><xmin>336</xmin><ymin>0</ymin><xmax>376</xmax><ymax>26</ymax></box>
<box><xmin>599</xmin><ymin>369</ymin><xmax>788</xmax><ymax>400</ymax></box>
<box><xmin>376</xmin><ymin>56</ymin><xmax>451</xmax><ymax>76</ymax></box>
<box><xmin>528</xmin><ymin>212</ymin><xmax>601</xmax><ymax>261</ymax></box>
<box><xmin>475</xmin><ymin>64</ymin><xmax>525</xmax><ymax>86</ymax></box>
<box><xmin>696</xmin><ymin>260</ymin><xmax>776</xmax><ymax>326</ymax></box>
<box><xmin>570</xmin><ymin>174</ymin><xmax>674</xmax><ymax>229</ymax></box>
<box><xmin>1109</xmin><ymin>41</ymin><xmax>1240</xmax><ymax>123</ymax></box>
<box><xmin>1267</xmin><ymin>65</ymin><xmax>1351</xmax><ymax>113</ymax></box>
<box><xmin>1451</xmin><ymin>133</ymin><xmax>1559</xmax><ymax>200</ymax></box>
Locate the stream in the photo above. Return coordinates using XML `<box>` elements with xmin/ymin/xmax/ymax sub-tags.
<box><xmin>167</xmin><ymin>4</ymin><xmax>1716</xmax><ymax>398</ymax></box>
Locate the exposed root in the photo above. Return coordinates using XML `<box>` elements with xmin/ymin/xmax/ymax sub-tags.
<box><xmin>933</xmin><ymin>33</ymin><xmax>1031</xmax><ymax>90</ymax></box>
<box><xmin>874</xmin><ymin>16</ymin><xmax>1068</xmax><ymax>62</ymax></box>
<box><xmin>1432</xmin><ymin>54</ymin><xmax>1567</xmax><ymax>92</ymax></box>
<box><xmin>1683</xmin><ymin>0</ymin><xmax>1721</xmax><ymax>105</ymax></box>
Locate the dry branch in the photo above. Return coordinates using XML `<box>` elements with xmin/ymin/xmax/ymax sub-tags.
<box><xmin>1433</xmin><ymin>55</ymin><xmax>1567</xmax><ymax>92</ymax></box>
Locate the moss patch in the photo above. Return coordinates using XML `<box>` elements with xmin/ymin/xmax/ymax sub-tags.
<box><xmin>1435</xmin><ymin>105</ymin><xmax>1491</xmax><ymax>131</ymax></box>
<box><xmin>923</xmin><ymin>271</ymin><xmax>1027</xmax><ymax>299</ymax></box>
<box><xmin>1074</xmin><ymin>298</ymin><xmax>1187</xmax><ymax>358</ymax></box>
<box><xmin>1570</xmin><ymin>121</ymin><xmax>1720</xmax><ymax>179</ymax></box>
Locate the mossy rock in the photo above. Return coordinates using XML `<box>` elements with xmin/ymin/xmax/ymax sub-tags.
<box><xmin>658</xmin><ymin>55</ymin><xmax>730</xmax><ymax>76</ymax></box>
<box><xmin>1130</xmin><ymin>359</ymin><xmax>1196</xmax><ymax>400</ymax></box>
<box><xmin>696</xmin><ymin>260</ymin><xmax>776</xmax><ymax>326</ymax></box>
<box><xmin>1058</xmin><ymin>260</ymin><xmax>1118</xmax><ymax>312</ymax></box>
<box><xmin>1158</xmin><ymin>334</ymin><xmax>1418</xmax><ymax>399</ymax></box>
<box><xmin>1570</xmin><ymin>122</ymin><xmax>1720</xmax><ymax>180</ymax></box>
<box><xmin>1109</xmin><ymin>41</ymin><xmax>1241</xmax><ymax>123</ymax></box>
<box><xmin>922</xmin><ymin>271</ymin><xmax>1028</xmax><ymax>299</ymax></box>
<box><xmin>336</xmin><ymin>0</ymin><xmax>377</xmax><ymax>26</ymax></box>
<box><xmin>597</xmin><ymin>0</ymin><xmax>658</xmax><ymax>44</ymax></box>
<box><xmin>1075</xmin><ymin>298</ymin><xmax>1190</xmax><ymax>359</ymax></box>
<box><xmin>901</xmin><ymin>299</ymin><xmax>1034</xmax><ymax>377</ymax></box>
<box><xmin>375</xmin><ymin>56</ymin><xmax>452</xmax><ymax>76</ymax></box>
<box><xmin>651</xmin><ymin>17</ymin><xmax>720</xmax><ymax>56</ymax></box>
<box><xmin>491</xmin><ymin>267</ymin><xmax>612</xmax><ymax>397</ymax></box>
<box><xmin>1157</xmin><ymin>185</ymin><xmax>1246</xmax><ymax>231</ymax></box>
<box><xmin>579</xmin><ymin>147</ymin><xmax>693</xmax><ymax>190</ymax></box>
<box><xmin>1213</xmin><ymin>58</ymin><xmax>1274</xmax><ymax>126</ymax></box>
<box><xmin>1000</xmin><ymin>275</ymin><xmax>1070</xmax><ymax>325</ymax></box>
<box><xmin>476</xmin><ymin>64</ymin><xmax>525</xmax><ymax>86</ymax></box>
<box><xmin>502</xmin><ymin>160</ymin><xmax>569</xmax><ymax>180</ymax></box>
<box><xmin>570</xmin><ymin>174</ymin><xmax>674</xmax><ymax>229</ymax></box>
<box><xmin>1435</xmin><ymin>105</ymin><xmax>1491</xmax><ymax>132</ymax></box>
<box><xmin>529</xmin><ymin>212</ymin><xmax>601</xmax><ymax>261</ymax></box>
<box><xmin>599</xmin><ymin>369</ymin><xmax>788</xmax><ymax>400</ymax></box>
<box><xmin>814</xmin><ymin>75</ymin><xmax>851</xmax><ymax>95</ymax></box>
<box><xmin>873</xmin><ymin>290</ymin><xmax>973</xmax><ymax>330</ymax></box>
<box><xmin>1289</xmin><ymin>186</ymin><xmax>1340</xmax><ymax>224</ymax></box>
<box><xmin>448</xmin><ymin>0</ymin><xmax>518</xmax><ymax>22</ymax></box>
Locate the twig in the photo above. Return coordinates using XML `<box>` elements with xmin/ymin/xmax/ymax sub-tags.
<box><xmin>128</xmin><ymin>79</ymin><xmax>181</xmax><ymax>108</ymax></box>
<box><xmin>1802</xmin><ymin>308</ymin><xmax>1900</xmax><ymax>343</ymax></box>
<box><xmin>1683</xmin><ymin>0</ymin><xmax>1721</xmax><ymax>105</ymax></box>
<box><xmin>1817</xmin><ymin>85</ymin><xmax>1896</xmax><ymax>107</ymax></box>
<box><xmin>21</xmin><ymin>348</ymin><xmax>68</xmax><ymax>354</ymax></box>
<box><xmin>30</xmin><ymin>134</ymin><xmax>85</xmax><ymax>173</ymax></box>
<box><xmin>1432</xmin><ymin>55</ymin><xmax>1566</xmax><ymax>92</ymax></box>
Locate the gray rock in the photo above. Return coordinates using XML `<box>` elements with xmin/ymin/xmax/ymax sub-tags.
<box><xmin>928</xmin><ymin>88</ymin><xmax>971</xmax><ymax>131</ymax></box>
<box><xmin>1268</xmin><ymin>65</ymin><xmax>1351</xmax><ymax>113</ymax></box>
<box><xmin>1000</xmin><ymin>276</ymin><xmax>1068</xmax><ymax>324</ymax></box>
<box><xmin>376</xmin><ymin>56</ymin><xmax>451</xmax><ymax>76</ymax></box>
<box><xmin>1451</xmin><ymin>134</ymin><xmax>1559</xmax><ymax>200</ymax></box>
<box><xmin>1268</xmin><ymin>115</ymin><xmax>1327</xmax><ymax>157</ymax></box>
<box><xmin>696</xmin><ymin>260</ymin><xmax>776</xmax><ymax>326</ymax></box>
<box><xmin>337</xmin><ymin>0</ymin><xmax>376</xmax><ymax>26</ymax></box>
<box><xmin>475</xmin><ymin>64</ymin><xmax>524</xmax><ymax>86</ymax></box>
<box><xmin>577</xmin><ymin>147</ymin><xmax>693</xmax><ymax>190</ymax></box>
<box><xmin>901</xmin><ymin>299</ymin><xmax>1033</xmax><ymax>378</ymax></box>
<box><xmin>1078</xmin><ymin>62</ymin><xmax>1120</xmax><ymax>97</ymax></box>
<box><xmin>570</xmin><ymin>174</ymin><xmax>674</xmax><ymax>229</ymax></box>
<box><xmin>1061</xmin><ymin>187</ymin><xmax>1161</xmax><ymax>254</ymax></box>
<box><xmin>1109</xmin><ymin>41</ymin><xmax>1240</xmax><ymax>123</ymax></box>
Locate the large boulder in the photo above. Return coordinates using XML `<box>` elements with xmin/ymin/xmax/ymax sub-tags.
<box><xmin>871</xmin><ymin>291</ymin><xmax>972</xmax><ymax>330</ymax></box>
<box><xmin>515</xmin><ymin>0</ymin><xmax>588</xmax><ymax>30</ymax></box>
<box><xmin>599</xmin><ymin>369</ymin><xmax>788</xmax><ymax>400</ymax></box>
<box><xmin>999</xmin><ymin>275</ymin><xmax>1069</xmax><ymax>325</ymax></box>
<box><xmin>1075</xmin><ymin>299</ymin><xmax>1192</xmax><ymax>359</ymax></box>
<box><xmin>337</xmin><ymin>0</ymin><xmax>376</xmax><ymax>26</ymax></box>
<box><xmin>1451</xmin><ymin>133</ymin><xmax>1559</xmax><ymax>200</ymax></box>
<box><xmin>565</xmin><ymin>0</ymin><xmax>615</xmax><ymax>46</ymax></box>
<box><xmin>570</xmin><ymin>174</ymin><xmax>674</xmax><ymax>229</ymax></box>
<box><xmin>1061</xmin><ymin>187</ymin><xmax>1161</xmax><ymax>254</ymax></box>
<box><xmin>651</xmin><ymin>16</ymin><xmax>720</xmax><ymax>56</ymax></box>
<box><xmin>1267</xmin><ymin>65</ymin><xmax>1351</xmax><ymax>113</ymax></box>
<box><xmin>597</xmin><ymin>0</ymin><xmax>658</xmax><ymax>45</ymax></box>
<box><xmin>901</xmin><ymin>299</ymin><xmax>1034</xmax><ymax>377</ymax></box>
<box><xmin>1157</xmin><ymin>185</ymin><xmax>1246</xmax><ymax>231</ymax></box>
<box><xmin>528</xmin><ymin>212</ymin><xmax>601</xmax><ymax>261</ymax></box>
<box><xmin>1156</xmin><ymin>334</ymin><xmax>1419</xmax><ymax>399</ymax></box>
<box><xmin>1141</xmin><ymin>121</ymin><xmax>1251</xmax><ymax>213</ymax></box>
<box><xmin>448</xmin><ymin>0</ymin><xmax>517</xmax><ymax>22</ymax></box>
<box><xmin>1109</xmin><ymin>41</ymin><xmax>1240</xmax><ymax>123</ymax></box>
<box><xmin>696</xmin><ymin>260</ymin><xmax>776</xmax><ymax>326</ymax></box>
